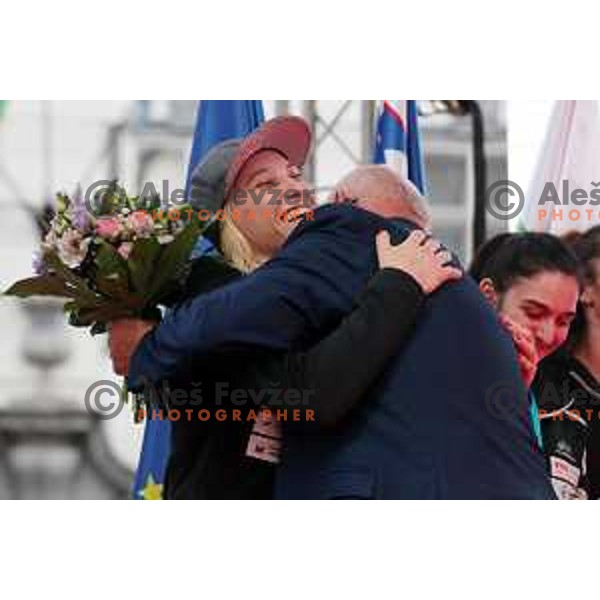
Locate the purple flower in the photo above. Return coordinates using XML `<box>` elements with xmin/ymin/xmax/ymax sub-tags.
<box><xmin>32</xmin><ymin>251</ymin><xmax>47</xmax><ymax>275</ymax></box>
<box><xmin>72</xmin><ymin>185</ymin><xmax>90</xmax><ymax>231</ymax></box>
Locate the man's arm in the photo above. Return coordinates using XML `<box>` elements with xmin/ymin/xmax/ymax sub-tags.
<box><xmin>128</xmin><ymin>205</ymin><xmax>370</xmax><ymax>391</ymax></box>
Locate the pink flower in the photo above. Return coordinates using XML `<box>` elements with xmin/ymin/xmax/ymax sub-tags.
<box><xmin>117</xmin><ymin>242</ymin><xmax>133</xmax><ymax>260</ymax></box>
<box><xmin>95</xmin><ymin>217</ymin><xmax>122</xmax><ymax>240</ymax></box>
<box><xmin>127</xmin><ymin>210</ymin><xmax>154</xmax><ymax>237</ymax></box>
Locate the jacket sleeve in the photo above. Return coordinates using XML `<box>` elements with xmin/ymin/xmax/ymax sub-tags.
<box><xmin>127</xmin><ymin>206</ymin><xmax>372</xmax><ymax>392</ymax></box>
<box><xmin>254</xmin><ymin>268</ymin><xmax>426</xmax><ymax>429</ymax></box>
<box><xmin>128</xmin><ymin>264</ymin><xmax>316</xmax><ymax>391</ymax></box>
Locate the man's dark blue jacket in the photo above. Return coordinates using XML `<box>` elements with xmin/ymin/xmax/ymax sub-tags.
<box><xmin>129</xmin><ymin>204</ymin><xmax>554</xmax><ymax>499</ymax></box>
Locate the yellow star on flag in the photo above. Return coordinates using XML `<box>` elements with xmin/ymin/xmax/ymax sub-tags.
<box><xmin>138</xmin><ymin>474</ymin><xmax>164</xmax><ymax>500</ymax></box>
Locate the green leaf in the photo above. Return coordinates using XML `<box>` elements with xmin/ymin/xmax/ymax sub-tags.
<box><xmin>95</xmin><ymin>274</ymin><xmax>126</xmax><ymax>297</ymax></box>
<box><xmin>90</xmin><ymin>321</ymin><xmax>107</xmax><ymax>336</ymax></box>
<box><xmin>147</xmin><ymin>220</ymin><xmax>202</xmax><ymax>303</ymax></box>
<box><xmin>44</xmin><ymin>251</ymin><xmax>100</xmax><ymax>303</ymax></box>
<box><xmin>94</xmin><ymin>240</ymin><xmax>128</xmax><ymax>279</ymax></box>
<box><xmin>4</xmin><ymin>275</ymin><xmax>76</xmax><ymax>299</ymax></box>
<box><xmin>128</xmin><ymin>237</ymin><xmax>161</xmax><ymax>296</ymax></box>
<box><xmin>72</xmin><ymin>302</ymin><xmax>136</xmax><ymax>326</ymax></box>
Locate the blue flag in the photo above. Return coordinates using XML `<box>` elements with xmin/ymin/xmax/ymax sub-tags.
<box><xmin>373</xmin><ymin>100</ymin><xmax>425</xmax><ymax>193</ymax></box>
<box><xmin>133</xmin><ymin>100</ymin><xmax>265</xmax><ymax>499</ymax></box>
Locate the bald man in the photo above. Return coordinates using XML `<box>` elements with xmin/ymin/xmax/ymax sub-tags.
<box><xmin>332</xmin><ymin>165</ymin><xmax>431</xmax><ymax>227</ymax></box>
<box><xmin>127</xmin><ymin>164</ymin><xmax>553</xmax><ymax>499</ymax></box>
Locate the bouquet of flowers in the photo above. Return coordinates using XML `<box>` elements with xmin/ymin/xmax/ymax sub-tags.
<box><xmin>5</xmin><ymin>183</ymin><xmax>204</xmax><ymax>335</ymax></box>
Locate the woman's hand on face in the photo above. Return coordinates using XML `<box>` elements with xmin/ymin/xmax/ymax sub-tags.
<box><xmin>499</xmin><ymin>314</ymin><xmax>539</xmax><ymax>387</ymax></box>
<box><xmin>376</xmin><ymin>229</ymin><xmax>463</xmax><ymax>294</ymax></box>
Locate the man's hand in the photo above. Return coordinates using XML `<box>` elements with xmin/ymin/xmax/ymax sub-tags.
<box><xmin>376</xmin><ymin>229</ymin><xmax>463</xmax><ymax>294</ymax></box>
<box><xmin>499</xmin><ymin>314</ymin><xmax>539</xmax><ymax>387</ymax></box>
<box><xmin>108</xmin><ymin>318</ymin><xmax>156</xmax><ymax>376</ymax></box>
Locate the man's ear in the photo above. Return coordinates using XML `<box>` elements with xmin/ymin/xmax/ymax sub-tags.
<box><xmin>479</xmin><ymin>277</ymin><xmax>499</xmax><ymax>308</ymax></box>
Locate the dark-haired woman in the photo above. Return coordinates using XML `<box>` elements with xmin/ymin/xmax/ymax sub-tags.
<box><xmin>469</xmin><ymin>232</ymin><xmax>581</xmax><ymax>462</ymax></box>
<box><xmin>533</xmin><ymin>227</ymin><xmax>600</xmax><ymax>499</ymax></box>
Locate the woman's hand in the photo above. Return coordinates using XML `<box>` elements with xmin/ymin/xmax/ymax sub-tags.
<box><xmin>376</xmin><ymin>229</ymin><xmax>463</xmax><ymax>294</ymax></box>
<box><xmin>499</xmin><ymin>314</ymin><xmax>539</xmax><ymax>387</ymax></box>
<box><xmin>108</xmin><ymin>318</ymin><xmax>156</xmax><ymax>376</ymax></box>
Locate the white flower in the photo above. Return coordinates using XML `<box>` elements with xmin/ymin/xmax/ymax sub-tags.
<box><xmin>57</xmin><ymin>229</ymin><xmax>91</xmax><ymax>268</ymax></box>
<box><xmin>157</xmin><ymin>234</ymin><xmax>175</xmax><ymax>245</ymax></box>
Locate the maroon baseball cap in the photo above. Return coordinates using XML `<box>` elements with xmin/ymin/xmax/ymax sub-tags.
<box><xmin>224</xmin><ymin>116</ymin><xmax>312</xmax><ymax>201</ymax></box>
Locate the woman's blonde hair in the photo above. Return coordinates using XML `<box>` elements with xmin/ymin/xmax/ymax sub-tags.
<box><xmin>219</xmin><ymin>204</ymin><xmax>265</xmax><ymax>274</ymax></box>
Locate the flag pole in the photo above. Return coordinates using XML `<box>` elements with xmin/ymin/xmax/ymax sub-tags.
<box><xmin>463</xmin><ymin>100</ymin><xmax>488</xmax><ymax>253</ymax></box>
